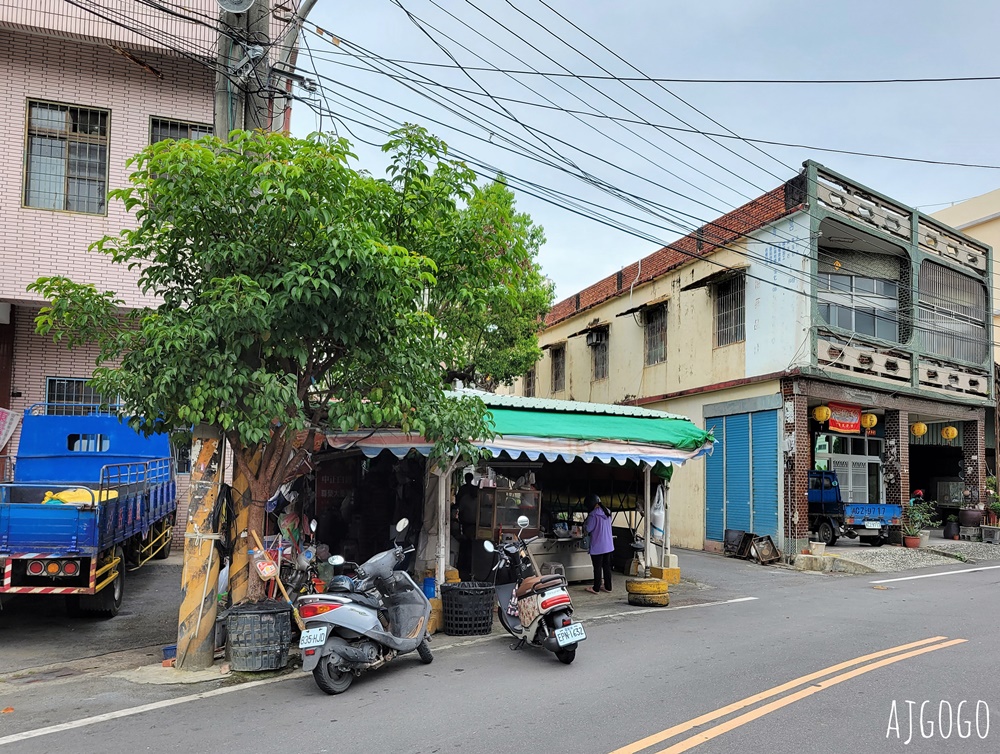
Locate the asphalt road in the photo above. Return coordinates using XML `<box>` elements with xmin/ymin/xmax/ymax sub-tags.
<box><xmin>3</xmin><ymin>550</ymin><xmax>1000</xmax><ymax>754</ymax></box>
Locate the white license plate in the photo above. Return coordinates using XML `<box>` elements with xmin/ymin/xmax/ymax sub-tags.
<box><xmin>554</xmin><ymin>622</ymin><xmax>586</xmax><ymax>647</ymax></box>
<box><xmin>298</xmin><ymin>626</ymin><xmax>328</xmax><ymax>648</ymax></box>
<box><xmin>864</xmin><ymin>521</ymin><xmax>882</xmax><ymax>529</ymax></box>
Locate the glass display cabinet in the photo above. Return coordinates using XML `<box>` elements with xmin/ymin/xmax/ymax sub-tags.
<box><xmin>474</xmin><ymin>488</ymin><xmax>540</xmax><ymax>541</ymax></box>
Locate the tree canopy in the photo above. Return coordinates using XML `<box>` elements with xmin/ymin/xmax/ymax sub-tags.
<box><xmin>30</xmin><ymin>126</ymin><xmax>552</xmax><ymax>595</ymax></box>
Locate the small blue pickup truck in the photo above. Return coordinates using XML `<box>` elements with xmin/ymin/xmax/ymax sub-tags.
<box><xmin>808</xmin><ymin>470</ymin><xmax>901</xmax><ymax>547</ymax></box>
<box><xmin>0</xmin><ymin>404</ymin><xmax>176</xmax><ymax>617</ymax></box>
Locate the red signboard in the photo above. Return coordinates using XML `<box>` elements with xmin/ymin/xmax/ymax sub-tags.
<box><xmin>827</xmin><ymin>402</ymin><xmax>861</xmax><ymax>434</ymax></box>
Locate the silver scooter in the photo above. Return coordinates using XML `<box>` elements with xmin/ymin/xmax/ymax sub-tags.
<box><xmin>298</xmin><ymin>518</ymin><xmax>433</xmax><ymax>695</ymax></box>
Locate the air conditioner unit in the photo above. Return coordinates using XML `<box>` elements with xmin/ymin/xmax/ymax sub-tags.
<box><xmin>586</xmin><ymin>329</ymin><xmax>607</xmax><ymax>347</ymax></box>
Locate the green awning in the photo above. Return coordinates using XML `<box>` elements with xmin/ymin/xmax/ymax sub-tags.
<box><xmin>487</xmin><ymin>408</ymin><xmax>714</xmax><ymax>450</ymax></box>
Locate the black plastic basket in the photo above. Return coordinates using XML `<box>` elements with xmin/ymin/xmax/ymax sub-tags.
<box><xmin>440</xmin><ymin>581</ymin><xmax>495</xmax><ymax>636</ymax></box>
<box><xmin>225</xmin><ymin>599</ymin><xmax>291</xmax><ymax>672</ymax></box>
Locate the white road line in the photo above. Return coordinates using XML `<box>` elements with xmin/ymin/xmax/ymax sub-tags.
<box><xmin>0</xmin><ymin>675</ymin><xmax>293</xmax><ymax>747</ymax></box>
<box><xmin>0</xmin><ymin>594</ymin><xmax>758</xmax><ymax>746</ymax></box>
<box><xmin>871</xmin><ymin>564</ymin><xmax>1000</xmax><ymax>584</ymax></box>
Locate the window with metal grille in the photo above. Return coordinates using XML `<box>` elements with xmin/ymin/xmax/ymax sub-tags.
<box><xmin>817</xmin><ymin>273</ymin><xmax>899</xmax><ymax>342</ymax></box>
<box><xmin>523</xmin><ymin>366</ymin><xmax>536</xmax><ymax>397</ymax></box>
<box><xmin>590</xmin><ymin>331</ymin><xmax>609</xmax><ymax>381</ymax></box>
<box><xmin>25</xmin><ymin>101</ymin><xmax>109</xmax><ymax>214</ymax></box>
<box><xmin>172</xmin><ymin>435</ymin><xmax>192</xmax><ymax>474</ymax></box>
<box><xmin>45</xmin><ymin>377</ymin><xmax>106</xmax><ymax>415</ymax></box>
<box><xmin>714</xmin><ymin>273</ymin><xmax>746</xmax><ymax>347</ymax></box>
<box><xmin>916</xmin><ymin>261</ymin><xmax>988</xmax><ymax>363</ymax></box>
<box><xmin>550</xmin><ymin>346</ymin><xmax>566</xmax><ymax>393</ymax></box>
<box><xmin>151</xmin><ymin>118</ymin><xmax>213</xmax><ymax>143</ymax></box>
<box><xmin>644</xmin><ymin>304</ymin><xmax>667</xmax><ymax>365</ymax></box>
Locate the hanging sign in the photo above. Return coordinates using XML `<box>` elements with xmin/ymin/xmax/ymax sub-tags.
<box><xmin>827</xmin><ymin>402</ymin><xmax>861</xmax><ymax>433</ymax></box>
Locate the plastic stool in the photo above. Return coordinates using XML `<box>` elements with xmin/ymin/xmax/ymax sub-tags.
<box><xmin>540</xmin><ymin>562</ymin><xmax>565</xmax><ymax>577</ymax></box>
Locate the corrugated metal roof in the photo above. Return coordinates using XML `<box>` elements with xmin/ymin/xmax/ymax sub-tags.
<box><xmin>452</xmin><ymin>388</ymin><xmax>690</xmax><ymax>421</ymax></box>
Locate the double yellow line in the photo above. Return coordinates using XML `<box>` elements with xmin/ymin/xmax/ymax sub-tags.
<box><xmin>612</xmin><ymin>636</ymin><xmax>966</xmax><ymax>754</ymax></box>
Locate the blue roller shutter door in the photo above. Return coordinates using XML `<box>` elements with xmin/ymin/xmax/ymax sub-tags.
<box><xmin>724</xmin><ymin>414</ymin><xmax>752</xmax><ymax>532</ymax></box>
<box><xmin>704</xmin><ymin>409</ymin><xmax>780</xmax><ymax>541</ymax></box>
<box><xmin>751</xmin><ymin>411</ymin><xmax>779</xmax><ymax>538</ymax></box>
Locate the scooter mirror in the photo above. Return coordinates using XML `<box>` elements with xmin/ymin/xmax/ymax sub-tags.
<box><xmin>483</xmin><ymin>540</ymin><xmax>495</xmax><ymax>553</ymax></box>
<box><xmin>516</xmin><ymin>515</ymin><xmax>529</xmax><ymax>530</ymax></box>
<box><xmin>328</xmin><ymin>555</ymin><xmax>345</xmax><ymax>566</ymax></box>
<box><xmin>395</xmin><ymin>518</ymin><xmax>409</xmax><ymax>533</ymax></box>
<box><xmin>309</xmin><ymin>519</ymin><xmax>317</xmax><ymax>533</ymax></box>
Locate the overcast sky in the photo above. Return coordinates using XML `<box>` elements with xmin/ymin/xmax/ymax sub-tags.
<box><xmin>290</xmin><ymin>0</ymin><xmax>1000</xmax><ymax>303</ymax></box>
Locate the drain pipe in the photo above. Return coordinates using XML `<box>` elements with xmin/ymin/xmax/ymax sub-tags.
<box><xmin>643</xmin><ymin>464</ymin><xmax>652</xmax><ymax>577</ymax></box>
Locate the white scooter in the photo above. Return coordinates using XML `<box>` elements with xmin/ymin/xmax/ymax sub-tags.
<box><xmin>484</xmin><ymin>515</ymin><xmax>585</xmax><ymax>665</ymax></box>
<box><xmin>298</xmin><ymin>518</ymin><xmax>433</xmax><ymax>695</ymax></box>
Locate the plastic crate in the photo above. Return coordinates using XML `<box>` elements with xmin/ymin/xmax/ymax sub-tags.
<box><xmin>225</xmin><ymin>599</ymin><xmax>291</xmax><ymax>671</ymax></box>
<box><xmin>440</xmin><ymin>582</ymin><xmax>495</xmax><ymax>636</ymax></box>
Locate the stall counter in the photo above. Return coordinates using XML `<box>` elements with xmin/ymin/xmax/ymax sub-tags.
<box><xmin>528</xmin><ymin>536</ymin><xmax>591</xmax><ymax>583</ymax></box>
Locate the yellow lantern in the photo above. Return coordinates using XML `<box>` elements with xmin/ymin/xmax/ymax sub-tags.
<box><xmin>941</xmin><ymin>425</ymin><xmax>959</xmax><ymax>441</ymax></box>
<box><xmin>812</xmin><ymin>405</ymin><xmax>832</xmax><ymax>423</ymax></box>
<box><xmin>860</xmin><ymin>413</ymin><xmax>878</xmax><ymax>429</ymax></box>
<box><xmin>910</xmin><ymin>422</ymin><xmax>928</xmax><ymax>438</ymax></box>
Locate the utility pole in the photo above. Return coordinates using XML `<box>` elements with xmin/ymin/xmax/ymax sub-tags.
<box><xmin>176</xmin><ymin>0</ymin><xmax>321</xmax><ymax>662</ymax></box>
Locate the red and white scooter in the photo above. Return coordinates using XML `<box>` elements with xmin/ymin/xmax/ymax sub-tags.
<box><xmin>484</xmin><ymin>515</ymin><xmax>585</xmax><ymax>664</ymax></box>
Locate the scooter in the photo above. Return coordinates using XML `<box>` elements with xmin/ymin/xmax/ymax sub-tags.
<box><xmin>298</xmin><ymin>518</ymin><xmax>433</xmax><ymax>695</ymax></box>
<box><xmin>484</xmin><ymin>515</ymin><xmax>585</xmax><ymax>665</ymax></box>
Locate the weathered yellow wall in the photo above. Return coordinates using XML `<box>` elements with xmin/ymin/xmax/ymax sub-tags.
<box><xmin>530</xmin><ymin>245</ymin><xmax>754</xmax><ymax>405</ymax></box>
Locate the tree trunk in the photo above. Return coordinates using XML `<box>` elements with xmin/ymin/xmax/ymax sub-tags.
<box><xmin>246</xmin><ymin>475</ymin><xmax>269</xmax><ymax>601</ymax></box>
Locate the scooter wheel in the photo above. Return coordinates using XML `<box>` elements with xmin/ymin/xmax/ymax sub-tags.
<box><xmin>627</xmin><ymin>591</ymin><xmax>670</xmax><ymax>607</ymax></box>
<box><xmin>625</xmin><ymin>577</ymin><xmax>668</xmax><ymax>595</ymax></box>
<box><xmin>555</xmin><ymin>648</ymin><xmax>576</xmax><ymax>665</ymax></box>
<box><xmin>313</xmin><ymin>660</ymin><xmax>354</xmax><ymax>695</ymax></box>
<box><xmin>417</xmin><ymin>639</ymin><xmax>433</xmax><ymax>664</ymax></box>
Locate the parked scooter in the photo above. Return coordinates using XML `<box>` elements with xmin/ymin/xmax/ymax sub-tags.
<box><xmin>484</xmin><ymin>515</ymin><xmax>585</xmax><ymax>665</ymax></box>
<box><xmin>298</xmin><ymin>518</ymin><xmax>433</xmax><ymax>695</ymax></box>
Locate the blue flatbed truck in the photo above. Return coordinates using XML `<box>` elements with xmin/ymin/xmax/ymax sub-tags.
<box><xmin>808</xmin><ymin>469</ymin><xmax>901</xmax><ymax>547</ymax></box>
<box><xmin>0</xmin><ymin>404</ymin><xmax>176</xmax><ymax>617</ymax></box>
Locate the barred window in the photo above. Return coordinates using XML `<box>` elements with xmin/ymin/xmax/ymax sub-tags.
<box><xmin>590</xmin><ymin>330</ymin><xmax>609</xmax><ymax>381</ymax></box>
<box><xmin>714</xmin><ymin>273</ymin><xmax>746</xmax><ymax>347</ymax></box>
<box><xmin>916</xmin><ymin>262</ymin><xmax>988</xmax><ymax>363</ymax></box>
<box><xmin>45</xmin><ymin>377</ymin><xmax>107</xmax><ymax>415</ymax></box>
<box><xmin>644</xmin><ymin>304</ymin><xmax>667</xmax><ymax>365</ymax></box>
<box><xmin>151</xmin><ymin>117</ymin><xmax>213</xmax><ymax>143</ymax></box>
<box><xmin>550</xmin><ymin>345</ymin><xmax>566</xmax><ymax>393</ymax></box>
<box><xmin>523</xmin><ymin>366</ymin><xmax>536</xmax><ymax>398</ymax></box>
<box><xmin>25</xmin><ymin>101</ymin><xmax>109</xmax><ymax>214</ymax></box>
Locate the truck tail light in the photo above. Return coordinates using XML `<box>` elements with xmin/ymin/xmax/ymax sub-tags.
<box><xmin>26</xmin><ymin>560</ymin><xmax>45</xmax><ymax>576</ymax></box>
<box><xmin>62</xmin><ymin>560</ymin><xmax>80</xmax><ymax>576</ymax></box>
<box><xmin>45</xmin><ymin>561</ymin><xmax>61</xmax><ymax>575</ymax></box>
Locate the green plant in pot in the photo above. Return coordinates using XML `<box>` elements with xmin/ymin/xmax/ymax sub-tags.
<box><xmin>943</xmin><ymin>514</ymin><xmax>960</xmax><ymax>540</ymax></box>
<box><xmin>904</xmin><ymin>499</ymin><xmax>936</xmax><ymax>548</ymax></box>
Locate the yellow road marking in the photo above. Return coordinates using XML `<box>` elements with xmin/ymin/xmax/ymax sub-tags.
<box><xmin>610</xmin><ymin>636</ymin><xmax>954</xmax><ymax>754</ymax></box>
<box><xmin>654</xmin><ymin>638</ymin><xmax>966</xmax><ymax>754</ymax></box>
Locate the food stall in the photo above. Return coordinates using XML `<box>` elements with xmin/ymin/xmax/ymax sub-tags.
<box><xmin>324</xmin><ymin>389</ymin><xmax>716</xmax><ymax>591</ymax></box>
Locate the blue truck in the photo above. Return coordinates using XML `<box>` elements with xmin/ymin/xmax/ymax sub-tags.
<box><xmin>808</xmin><ymin>469</ymin><xmax>901</xmax><ymax>547</ymax></box>
<box><xmin>0</xmin><ymin>404</ymin><xmax>176</xmax><ymax>617</ymax></box>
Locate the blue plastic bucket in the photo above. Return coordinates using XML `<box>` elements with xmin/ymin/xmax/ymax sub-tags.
<box><xmin>423</xmin><ymin>577</ymin><xmax>436</xmax><ymax>599</ymax></box>
<box><xmin>162</xmin><ymin>644</ymin><xmax>177</xmax><ymax>661</ymax></box>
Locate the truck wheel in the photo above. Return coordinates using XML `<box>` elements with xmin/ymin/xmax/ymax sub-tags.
<box><xmin>869</xmin><ymin>537</ymin><xmax>885</xmax><ymax>547</ymax></box>
<box><xmin>93</xmin><ymin>547</ymin><xmax>125</xmax><ymax>618</ymax></box>
<box><xmin>153</xmin><ymin>520</ymin><xmax>173</xmax><ymax>560</ymax></box>
<box><xmin>817</xmin><ymin>520</ymin><xmax>838</xmax><ymax>547</ymax></box>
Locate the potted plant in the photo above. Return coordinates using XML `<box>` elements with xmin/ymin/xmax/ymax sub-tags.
<box><xmin>943</xmin><ymin>514</ymin><xmax>960</xmax><ymax>540</ymax></box>
<box><xmin>906</xmin><ymin>498</ymin><xmax>936</xmax><ymax>548</ymax></box>
<box><xmin>958</xmin><ymin>490</ymin><xmax>985</xmax><ymax>528</ymax></box>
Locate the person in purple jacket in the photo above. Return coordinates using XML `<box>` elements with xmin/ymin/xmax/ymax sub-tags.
<box><xmin>584</xmin><ymin>493</ymin><xmax>613</xmax><ymax>594</ymax></box>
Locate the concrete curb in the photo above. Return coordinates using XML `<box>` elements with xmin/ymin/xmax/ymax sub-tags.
<box><xmin>792</xmin><ymin>553</ymin><xmax>878</xmax><ymax>575</ymax></box>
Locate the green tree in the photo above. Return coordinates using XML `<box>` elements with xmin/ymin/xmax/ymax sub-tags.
<box><xmin>30</xmin><ymin>127</ymin><xmax>551</xmax><ymax>598</ymax></box>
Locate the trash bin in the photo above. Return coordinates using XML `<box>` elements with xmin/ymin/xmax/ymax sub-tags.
<box><xmin>440</xmin><ymin>581</ymin><xmax>494</xmax><ymax>636</ymax></box>
<box><xmin>226</xmin><ymin>599</ymin><xmax>291</xmax><ymax>672</ymax></box>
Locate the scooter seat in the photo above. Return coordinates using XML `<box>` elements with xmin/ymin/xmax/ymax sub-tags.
<box><xmin>515</xmin><ymin>574</ymin><xmax>566</xmax><ymax>598</ymax></box>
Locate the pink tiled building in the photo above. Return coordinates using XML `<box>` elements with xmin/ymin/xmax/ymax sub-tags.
<box><xmin>0</xmin><ymin>1</ymin><xmax>219</xmax><ymax>540</ymax></box>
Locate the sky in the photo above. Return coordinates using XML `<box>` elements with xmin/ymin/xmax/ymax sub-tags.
<box><xmin>289</xmin><ymin>0</ymin><xmax>1000</xmax><ymax>304</ymax></box>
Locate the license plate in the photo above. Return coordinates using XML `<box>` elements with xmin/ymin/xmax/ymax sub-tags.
<box><xmin>554</xmin><ymin>622</ymin><xmax>586</xmax><ymax>647</ymax></box>
<box><xmin>298</xmin><ymin>626</ymin><xmax>328</xmax><ymax>648</ymax></box>
<box><xmin>864</xmin><ymin>521</ymin><xmax>882</xmax><ymax>529</ymax></box>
